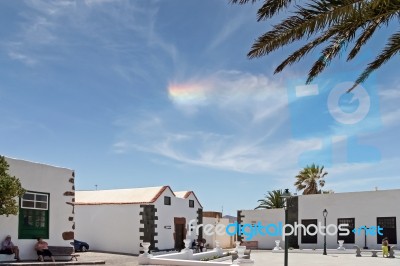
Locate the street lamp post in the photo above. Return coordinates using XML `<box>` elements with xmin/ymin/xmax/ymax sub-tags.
<box><xmin>323</xmin><ymin>209</ymin><xmax>328</xmax><ymax>255</ymax></box>
<box><xmin>363</xmin><ymin>226</ymin><xmax>369</xmax><ymax>249</ymax></box>
<box><xmin>280</xmin><ymin>189</ymin><xmax>292</xmax><ymax>266</ymax></box>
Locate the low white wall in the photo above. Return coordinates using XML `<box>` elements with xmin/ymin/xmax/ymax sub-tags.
<box><xmin>192</xmin><ymin>250</ymin><xmax>220</xmax><ymax>260</ymax></box>
<box><xmin>145</xmin><ymin>250</ymin><xmax>230</xmax><ymax>266</ymax></box>
<box><xmin>147</xmin><ymin>258</ymin><xmax>231</xmax><ymax>266</ymax></box>
<box><xmin>75</xmin><ymin>204</ymin><xmax>141</xmax><ymax>254</ymax></box>
<box><xmin>0</xmin><ymin>157</ymin><xmax>74</xmax><ymax>261</ymax></box>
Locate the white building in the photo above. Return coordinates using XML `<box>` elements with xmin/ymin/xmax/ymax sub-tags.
<box><xmin>202</xmin><ymin>211</ymin><xmax>235</xmax><ymax>249</ymax></box>
<box><xmin>0</xmin><ymin>157</ymin><xmax>75</xmax><ymax>261</ymax></box>
<box><xmin>298</xmin><ymin>189</ymin><xmax>400</xmax><ymax>250</ymax></box>
<box><xmin>238</xmin><ymin>189</ymin><xmax>400</xmax><ymax>250</ymax></box>
<box><xmin>75</xmin><ymin>186</ymin><xmax>203</xmax><ymax>255</ymax></box>
<box><xmin>238</xmin><ymin>208</ymin><xmax>285</xmax><ymax>250</ymax></box>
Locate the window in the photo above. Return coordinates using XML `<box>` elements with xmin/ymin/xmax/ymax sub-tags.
<box><xmin>377</xmin><ymin>217</ymin><xmax>397</xmax><ymax>244</ymax></box>
<box><xmin>189</xmin><ymin>200</ymin><xmax>194</xmax><ymax>208</ymax></box>
<box><xmin>337</xmin><ymin>218</ymin><xmax>355</xmax><ymax>244</ymax></box>
<box><xmin>301</xmin><ymin>219</ymin><xmax>318</xmax><ymax>244</ymax></box>
<box><xmin>164</xmin><ymin>196</ymin><xmax>171</xmax><ymax>205</ymax></box>
<box><xmin>19</xmin><ymin>192</ymin><xmax>50</xmax><ymax>239</ymax></box>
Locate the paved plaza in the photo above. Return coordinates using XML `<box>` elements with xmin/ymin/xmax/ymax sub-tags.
<box><xmin>4</xmin><ymin>251</ymin><xmax>390</xmax><ymax>266</ymax></box>
<box><xmin>250</xmin><ymin>250</ymin><xmax>400</xmax><ymax>266</ymax></box>
<box><xmin>75</xmin><ymin>250</ymin><xmax>399</xmax><ymax>266</ymax></box>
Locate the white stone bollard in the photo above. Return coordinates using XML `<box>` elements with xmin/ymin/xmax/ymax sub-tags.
<box><xmin>337</xmin><ymin>240</ymin><xmax>345</xmax><ymax>250</ymax></box>
<box><xmin>182</xmin><ymin>239</ymin><xmax>194</xmax><ymax>259</ymax></box>
<box><xmin>232</xmin><ymin>246</ymin><xmax>255</xmax><ymax>265</ymax></box>
<box><xmin>237</xmin><ymin>246</ymin><xmax>246</xmax><ymax>259</ymax></box>
<box><xmin>273</xmin><ymin>240</ymin><xmax>282</xmax><ymax>251</ymax></box>
<box><xmin>183</xmin><ymin>239</ymin><xmax>191</xmax><ymax>251</ymax></box>
<box><xmin>235</xmin><ymin>241</ymin><xmax>241</xmax><ymax>251</ymax></box>
<box><xmin>214</xmin><ymin>240</ymin><xmax>223</xmax><ymax>256</ymax></box>
<box><xmin>138</xmin><ymin>242</ymin><xmax>152</xmax><ymax>265</ymax></box>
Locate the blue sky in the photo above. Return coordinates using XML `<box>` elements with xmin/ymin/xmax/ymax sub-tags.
<box><xmin>1</xmin><ymin>0</ymin><xmax>399</xmax><ymax>216</ymax></box>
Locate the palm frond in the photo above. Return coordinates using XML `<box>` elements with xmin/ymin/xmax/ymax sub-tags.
<box><xmin>256</xmin><ymin>0</ymin><xmax>294</xmax><ymax>20</ymax></box>
<box><xmin>248</xmin><ymin>0</ymin><xmax>364</xmax><ymax>58</ymax></box>
<box><xmin>233</xmin><ymin>0</ymin><xmax>400</xmax><ymax>89</ymax></box>
<box><xmin>349</xmin><ymin>30</ymin><xmax>400</xmax><ymax>91</ymax></box>
<box><xmin>347</xmin><ymin>17</ymin><xmax>383</xmax><ymax>61</ymax></box>
<box><xmin>230</xmin><ymin>0</ymin><xmax>259</xmax><ymax>4</ymax></box>
<box><xmin>295</xmin><ymin>164</ymin><xmax>328</xmax><ymax>194</ymax></box>
<box><xmin>255</xmin><ymin>189</ymin><xmax>284</xmax><ymax>209</ymax></box>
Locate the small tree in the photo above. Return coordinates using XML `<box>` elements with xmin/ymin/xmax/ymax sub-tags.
<box><xmin>0</xmin><ymin>156</ymin><xmax>26</xmax><ymax>216</ymax></box>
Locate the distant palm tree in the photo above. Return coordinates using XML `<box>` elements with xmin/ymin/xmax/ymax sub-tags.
<box><xmin>255</xmin><ymin>189</ymin><xmax>284</xmax><ymax>209</ymax></box>
<box><xmin>295</xmin><ymin>164</ymin><xmax>328</xmax><ymax>195</ymax></box>
<box><xmin>231</xmin><ymin>0</ymin><xmax>400</xmax><ymax>91</ymax></box>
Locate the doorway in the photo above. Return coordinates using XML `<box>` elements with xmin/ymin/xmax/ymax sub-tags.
<box><xmin>174</xmin><ymin>217</ymin><xmax>186</xmax><ymax>250</ymax></box>
<box><xmin>377</xmin><ymin>217</ymin><xmax>397</xmax><ymax>244</ymax></box>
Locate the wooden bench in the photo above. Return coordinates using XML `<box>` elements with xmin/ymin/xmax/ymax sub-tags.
<box><xmin>48</xmin><ymin>246</ymin><xmax>80</xmax><ymax>261</ymax></box>
<box><xmin>354</xmin><ymin>245</ymin><xmax>396</xmax><ymax>258</ymax></box>
<box><xmin>241</xmin><ymin>241</ymin><xmax>258</xmax><ymax>250</ymax></box>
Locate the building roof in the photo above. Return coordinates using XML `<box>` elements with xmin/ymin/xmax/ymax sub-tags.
<box><xmin>175</xmin><ymin>190</ymin><xmax>203</xmax><ymax>208</ymax></box>
<box><xmin>175</xmin><ymin>191</ymin><xmax>191</xmax><ymax>198</ymax></box>
<box><xmin>4</xmin><ymin>155</ymin><xmax>74</xmax><ymax>171</ymax></box>
<box><xmin>203</xmin><ymin>211</ymin><xmax>222</xmax><ymax>218</ymax></box>
<box><xmin>75</xmin><ymin>186</ymin><xmax>173</xmax><ymax>205</ymax></box>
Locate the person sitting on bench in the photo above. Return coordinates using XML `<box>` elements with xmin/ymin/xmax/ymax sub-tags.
<box><xmin>35</xmin><ymin>237</ymin><xmax>55</xmax><ymax>262</ymax></box>
<box><xmin>0</xmin><ymin>235</ymin><xmax>21</xmax><ymax>261</ymax></box>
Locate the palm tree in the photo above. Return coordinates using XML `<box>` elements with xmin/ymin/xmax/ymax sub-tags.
<box><xmin>294</xmin><ymin>164</ymin><xmax>328</xmax><ymax>195</ymax></box>
<box><xmin>255</xmin><ymin>189</ymin><xmax>285</xmax><ymax>209</ymax></box>
<box><xmin>231</xmin><ymin>0</ymin><xmax>400</xmax><ymax>91</ymax></box>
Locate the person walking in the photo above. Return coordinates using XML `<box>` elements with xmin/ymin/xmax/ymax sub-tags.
<box><xmin>382</xmin><ymin>237</ymin><xmax>389</xmax><ymax>258</ymax></box>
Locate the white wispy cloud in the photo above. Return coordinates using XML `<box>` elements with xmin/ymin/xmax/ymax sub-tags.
<box><xmin>111</xmin><ymin>71</ymin><xmax>318</xmax><ymax>174</ymax></box>
<box><xmin>168</xmin><ymin>70</ymin><xmax>289</xmax><ymax>122</ymax></box>
<box><xmin>378</xmin><ymin>83</ymin><xmax>400</xmax><ymax>127</ymax></box>
<box><xmin>5</xmin><ymin>0</ymin><xmax>177</xmax><ymax>71</ymax></box>
<box><xmin>207</xmin><ymin>15</ymin><xmax>247</xmax><ymax>51</ymax></box>
<box><xmin>112</xmin><ymin>69</ymin><xmax>397</xmax><ymax>177</ymax></box>
<box><xmin>379</xmin><ymin>88</ymin><xmax>400</xmax><ymax>99</ymax></box>
<box><xmin>113</xmin><ymin>121</ymin><xmax>321</xmax><ymax>174</ymax></box>
<box><xmin>327</xmin><ymin>157</ymin><xmax>400</xmax><ymax>190</ymax></box>
<box><xmin>8</xmin><ymin>51</ymin><xmax>37</xmax><ymax>66</ymax></box>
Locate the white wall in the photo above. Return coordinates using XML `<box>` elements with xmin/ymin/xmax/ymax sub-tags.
<box><xmin>298</xmin><ymin>189</ymin><xmax>400</xmax><ymax>250</ymax></box>
<box><xmin>155</xmin><ymin>190</ymin><xmax>202</xmax><ymax>251</ymax></box>
<box><xmin>202</xmin><ymin>217</ymin><xmax>233</xmax><ymax>249</ymax></box>
<box><xmin>75</xmin><ymin>204</ymin><xmax>141</xmax><ymax>254</ymax></box>
<box><xmin>0</xmin><ymin>157</ymin><xmax>74</xmax><ymax>260</ymax></box>
<box><xmin>240</xmin><ymin>209</ymin><xmax>285</xmax><ymax>249</ymax></box>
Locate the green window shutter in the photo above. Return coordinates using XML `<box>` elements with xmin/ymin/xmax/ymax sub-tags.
<box><xmin>18</xmin><ymin>191</ymin><xmax>50</xmax><ymax>239</ymax></box>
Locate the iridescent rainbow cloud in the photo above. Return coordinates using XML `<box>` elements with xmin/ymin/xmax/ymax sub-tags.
<box><xmin>168</xmin><ymin>83</ymin><xmax>209</xmax><ymax>105</ymax></box>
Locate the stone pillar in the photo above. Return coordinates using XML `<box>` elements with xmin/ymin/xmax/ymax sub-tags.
<box><xmin>337</xmin><ymin>240</ymin><xmax>345</xmax><ymax>250</ymax></box>
<box><xmin>214</xmin><ymin>240</ymin><xmax>223</xmax><ymax>256</ymax></box>
<box><xmin>235</xmin><ymin>241</ymin><xmax>241</xmax><ymax>251</ymax></box>
<box><xmin>273</xmin><ymin>240</ymin><xmax>282</xmax><ymax>251</ymax></box>
<box><xmin>181</xmin><ymin>239</ymin><xmax>194</xmax><ymax>260</ymax></box>
<box><xmin>138</xmin><ymin>242</ymin><xmax>152</xmax><ymax>265</ymax></box>
<box><xmin>231</xmin><ymin>246</ymin><xmax>255</xmax><ymax>265</ymax></box>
